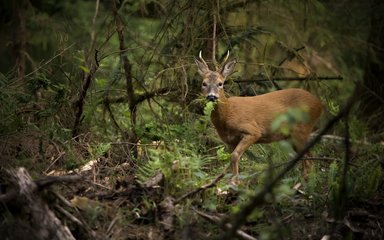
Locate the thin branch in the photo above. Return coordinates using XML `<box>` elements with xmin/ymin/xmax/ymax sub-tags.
<box><xmin>87</xmin><ymin>0</ymin><xmax>100</xmax><ymax>62</ymax></box>
<box><xmin>104</xmin><ymin>101</ymin><xmax>124</xmax><ymax>133</ymax></box>
<box><xmin>103</xmin><ymin>87</ymin><xmax>176</xmax><ymax>105</ymax></box>
<box><xmin>44</xmin><ymin>151</ymin><xmax>66</xmax><ymax>174</ymax></box>
<box><xmin>233</xmin><ymin>75</ymin><xmax>343</xmax><ymax>84</ymax></box>
<box><xmin>54</xmin><ymin>204</ymin><xmax>84</xmax><ymax>227</ymax></box>
<box><xmin>111</xmin><ymin>0</ymin><xmax>139</xmax><ymax>151</ymax></box>
<box><xmin>221</xmin><ymin>86</ymin><xmax>359</xmax><ymax>240</ymax></box>
<box><xmin>193</xmin><ymin>208</ymin><xmax>257</xmax><ymax>240</ymax></box>
<box><xmin>212</xmin><ymin>13</ymin><xmax>217</xmax><ymax>68</ymax></box>
<box><xmin>35</xmin><ymin>174</ymin><xmax>84</xmax><ymax>189</ymax></box>
<box><xmin>269</xmin><ymin>46</ymin><xmax>306</xmax><ymax>90</ymax></box>
<box><xmin>110</xmin><ymin>0</ymin><xmax>135</xmax><ymax>108</ymax></box>
<box><xmin>315</xmin><ymin>133</ymin><xmax>382</xmax><ymax>145</ymax></box>
<box><xmin>72</xmin><ymin>50</ymin><xmax>100</xmax><ymax>137</ymax></box>
<box><xmin>23</xmin><ymin>43</ymin><xmax>75</xmax><ymax>79</ymax></box>
<box><xmin>135</xmin><ymin>87</ymin><xmax>176</xmax><ymax>105</ymax></box>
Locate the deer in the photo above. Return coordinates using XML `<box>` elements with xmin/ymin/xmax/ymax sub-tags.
<box><xmin>194</xmin><ymin>51</ymin><xmax>323</xmax><ymax>183</ymax></box>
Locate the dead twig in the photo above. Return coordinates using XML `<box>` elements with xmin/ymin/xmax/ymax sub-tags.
<box><xmin>35</xmin><ymin>174</ymin><xmax>84</xmax><ymax>189</ymax></box>
<box><xmin>314</xmin><ymin>134</ymin><xmax>382</xmax><ymax>145</ymax></box>
<box><xmin>44</xmin><ymin>151</ymin><xmax>66</xmax><ymax>174</ymax></box>
<box><xmin>193</xmin><ymin>208</ymin><xmax>257</xmax><ymax>240</ymax></box>
<box><xmin>23</xmin><ymin>43</ymin><xmax>75</xmax><ymax>79</ymax></box>
<box><xmin>54</xmin><ymin>204</ymin><xmax>84</xmax><ymax>227</ymax></box>
<box><xmin>72</xmin><ymin>50</ymin><xmax>100</xmax><ymax>137</ymax></box>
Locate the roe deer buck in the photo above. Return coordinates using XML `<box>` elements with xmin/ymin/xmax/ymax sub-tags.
<box><xmin>195</xmin><ymin>51</ymin><xmax>323</xmax><ymax>182</ymax></box>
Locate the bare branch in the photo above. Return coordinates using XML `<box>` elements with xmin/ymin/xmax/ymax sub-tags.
<box><xmin>135</xmin><ymin>87</ymin><xmax>176</xmax><ymax>105</ymax></box>
<box><xmin>194</xmin><ymin>208</ymin><xmax>257</xmax><ymax>240</ymax></box>
<box><xmin>233</xmin><ymin>75</ymin><xmax>343</xmax><ymax>84</ymax></box>
<box><xmin>103</xmin><ymin>87</ymin><xmax>176</xmax><ymax>105</ymax></box>
<box><xmin>212</xmin><ymin>13</ymin><xmax>217</xmax><ymax>69</ymax></box>
<box><xmin>72</xmin><ymin>50</ymin><xmax>100</xmax><ymax>137</ymax></box>
<box><xmin>24</xmin><ymin>43</ymin><xmax>75</xmax><ymax>79</ymax></box>
<box><xmin>35</xmin><ymin>174</ymin><xmax>84</xmax><ymax>189</ymax></box>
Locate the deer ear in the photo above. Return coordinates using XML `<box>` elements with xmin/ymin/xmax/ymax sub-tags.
<box><xmin>221</xmin><ymin>59</ymin><xmax>237</xmax><ymax>78</ymax></box>
<box><xmin>194</xmin><ymin>58</ymin><xmax>210</xmax><ymax>76</ymax></box>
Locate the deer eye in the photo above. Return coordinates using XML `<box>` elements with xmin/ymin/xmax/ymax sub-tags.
<box><xmin>202</xmin><ymin>82</ymin><xmax>208</xmax><ymax>87</ymax></box>
<box><xmin>218</xmin><ymin>82</ymin><xmax>223</xmax><ymax>87</ymax></box>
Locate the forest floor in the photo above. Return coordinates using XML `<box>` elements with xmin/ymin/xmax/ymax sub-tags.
<box><xmin>1</xmin><ymin>131</ymin><xmax>383</xmax><ymax>239</ymax></box>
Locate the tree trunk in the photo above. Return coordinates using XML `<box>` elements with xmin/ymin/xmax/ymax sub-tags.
<box><xmin>358</xmin><ymin>0</ymin><xmax>384</xmax><ymax>134</ymax></box>
<box><xmin>111</xmin><ymin>0</ymin><xmax>138</xmax><ymax>156</ymax></box>
<box><xmin>13</xmin><ymin>0</ymin><xmax>27</xmax><ymax>82</ymax></box>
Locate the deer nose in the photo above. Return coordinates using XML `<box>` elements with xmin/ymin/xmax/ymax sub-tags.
<box><xmin>206</xmin><ymin>95</ymin><xmax>218</xmax><ymax>101</ymax></box>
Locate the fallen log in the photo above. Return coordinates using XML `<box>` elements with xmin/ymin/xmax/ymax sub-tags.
<box><xmin>0</xmin><ymin>168</ymin><xmax>75</xmax><ymax>240</ymax></box>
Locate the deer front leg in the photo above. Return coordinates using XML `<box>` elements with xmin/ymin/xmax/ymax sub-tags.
<box><xmin>230</xmin><ymin>134</ymin><xmax>259</xmax><ymax>183</ymax></box>
<box><xmin>291</xmin><ymin>127</ymin><xmax>312</xmax><ymax>180</ymax></box>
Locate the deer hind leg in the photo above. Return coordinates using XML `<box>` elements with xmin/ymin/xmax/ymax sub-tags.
<box><xmin>230</xmin><ymin>134</ymin><xmax>259</xmax><ymax>181</ymax></box>
<box><xmin>291</xmin><ymin>126</ymin><xmax>313</xmax><ymax>180</ymax></box>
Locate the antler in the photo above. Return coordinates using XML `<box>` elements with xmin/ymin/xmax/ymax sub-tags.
<box><xmin>199</xmin><ymin>50</ymin><xmax>209</xmax><ymax>67</ymax></box>
<box><xmin>219</xmin><ymin>50</ymin><xmax>230</xmax><ymax>71</ymax></box>
<box><xmin>222</xmin><ymin>50</ymin><xmax>230</xmax><ymax>64</ymax></box>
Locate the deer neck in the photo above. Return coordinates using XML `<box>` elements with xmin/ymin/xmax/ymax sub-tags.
<box><xmin>211</xmin><ymin>92</ymin><xmax>229</xmax><ymax>128</ymax></box>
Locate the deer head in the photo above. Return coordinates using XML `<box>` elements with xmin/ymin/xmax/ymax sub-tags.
<box><xmin>194</xmin><ymin>51</ymin><xmax>237</xmax><ymax>101</ymax></box>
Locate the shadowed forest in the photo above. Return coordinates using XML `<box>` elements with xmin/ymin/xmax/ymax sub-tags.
<box><xmin>1</xmin><ymin>0</ymin><xmax>384</xmax><ymax>239</ymax></box>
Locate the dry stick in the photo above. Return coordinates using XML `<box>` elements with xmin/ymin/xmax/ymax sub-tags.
<box><xmin>23</xmin><ymin>43</ymin><xmax>75</xmax><ymax>79</ymax></box>
<box><xmin>35</xmin><ymin>174</ymin><xmax>84</xmax><ymax>189</ymax></box>
<box><xmin>111</xmin><ymin>0</ymin><xmax>135</xmax><ymax>117</ymax></box>
<box><xmin>44</xmin><ymin>151</ymin><xmax>66</xmax><ymax>174</ymax></box>
<box><xmin>221</xmin><ymin>88</ymin><xmax>358</xmax><ymax>240</ymax></box>
<box><xmin>88</xmin><ymin>0</ymin><xmax>100</xmax><ymax>58</ymax></box>
<box><xmin>54</xmin><ymin>204</ymin><xmax>84</xmax><ymax>227</ymax></box>
<box><xmin>193</xmin><ymin>208</ymin><xmax>257</xmax><ymax>240</ymax></box>
<box><xmin>212</xmin><ymin>13</ymin><xmax>217</xmax><ymax>68</ymax></box>
<box><xmin>53</xmin><ymin>191</ymin><xmax>74</xmax><ymax>209</ymax></box>
<box><xmin>315</xmin><ymin>134</ymin><xmax>380</xmax><ymax>145</ymax></box>
<box><xmin>72</xmin><ymin>50</ymin><xmax>100</xmax><ymax>137</ymax></box>
<box><xmin>111</xmin><ymin>0</ymin><xmax>138</xmax><ymax>151</ymax></box>
<box><xmin>269</xmin><ymin>46</ymin><xmax>306</xmax><ymax>90</ymax></box>
<box><xmin>102</xmin><ymin>87</ymin><xmax>176</xmax><ymax>105</ymax></box>
<box><xmin>104</xmin><ymin>100</ymin><xmax>124</xmax><ymax>134</ymax></box>
<box><xmin>54</xmin><ymin>204</ymin><xmax>99</xmax><ymax>239</ymax></box>
<box><xmin>175</xmin><ymin>172</ymin><xmax>225</xmax><ymax>204</ymax></box>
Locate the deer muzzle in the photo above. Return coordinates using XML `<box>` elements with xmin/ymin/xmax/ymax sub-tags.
<box><xmin>206</xmin><ymin>95</ymin><xmax>218</xmax><ymax>102</ymax></box>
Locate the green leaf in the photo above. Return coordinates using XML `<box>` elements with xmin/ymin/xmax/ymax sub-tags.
<box><xmin>203</xmin><ymin>101</ymin><xmax>216</xmax><ymax>116</ymax></box>
<box><xmin>79</xmin><ymin>65</ymin><xmax>90</xmax><ymax>73</ymax></box>
<box><xmin>217</xmin><ymin>146</ymin><xmax>231</xmax><ymax>161</ymax></box>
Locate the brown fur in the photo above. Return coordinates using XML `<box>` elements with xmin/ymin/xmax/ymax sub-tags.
<box><xmin>195</xmin><ymin>55</ymin><xmax>323</xmax><ymax>181</ymax></box>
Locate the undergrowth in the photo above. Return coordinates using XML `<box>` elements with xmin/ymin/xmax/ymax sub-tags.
<box><xmin>1</xmin><ymin>73</ymin><xmax>383</xmax><ymax>239</ymax></box>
